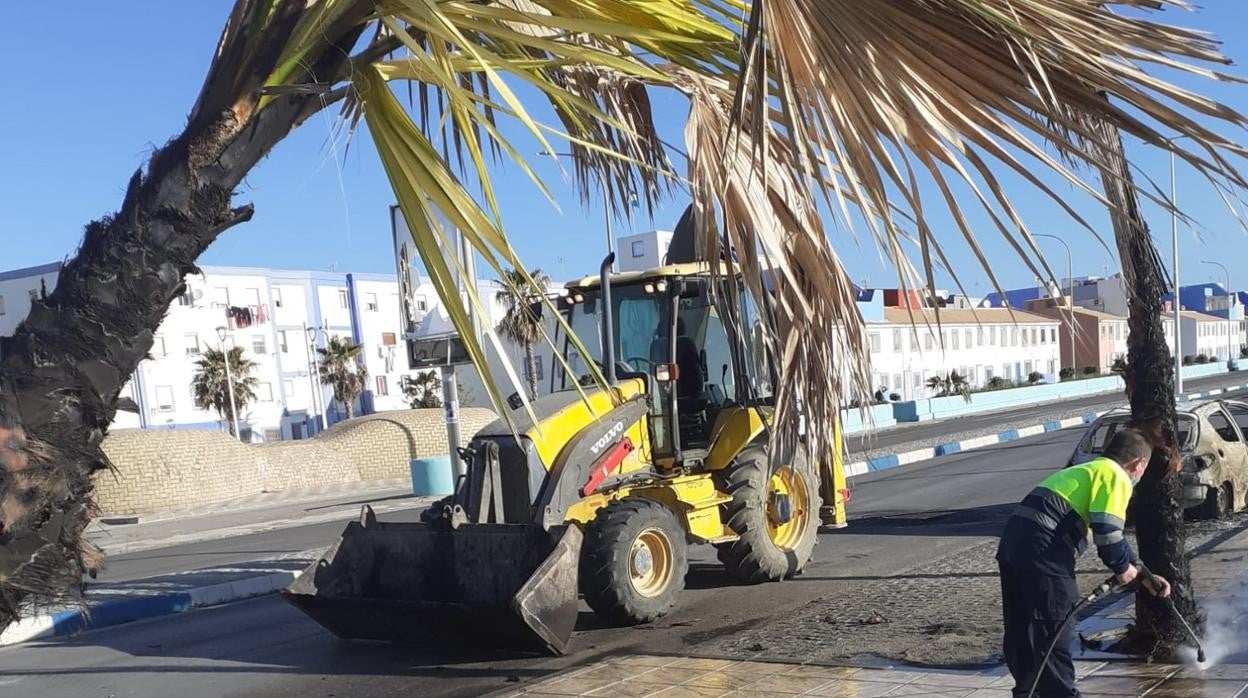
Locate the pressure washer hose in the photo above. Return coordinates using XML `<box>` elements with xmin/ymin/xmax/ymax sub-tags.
<box><xmin>1025</xmin><ymin>576</ymin><xmax>1118</xmax><ymax>698</ymax></box>
<box><xmin>1025</xmin><ymin>566</ymin><xmax>1206</xmax><ymax>698</ymax></box>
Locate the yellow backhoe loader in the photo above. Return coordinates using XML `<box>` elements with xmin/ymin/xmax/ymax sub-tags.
<box><xmin>283</xmin><ymin>249</ymin><xmax>843</xmax><ymax>655</ymax></box>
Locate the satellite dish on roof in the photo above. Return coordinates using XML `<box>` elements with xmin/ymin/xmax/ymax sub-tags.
<box><xmin>192</xmin><ymin>289</ymin><xmax>203</xmax><ymax>300</ymax></box>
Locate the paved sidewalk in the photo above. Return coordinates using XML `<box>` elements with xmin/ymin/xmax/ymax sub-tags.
<box><xmin>85</xmin><ymin>478</ymin><xmax>436</xmax><ymax>555</ymax></box>
<box><xmin>498</xmin><ymin>654</ymin><xmax>1248</xmax><ymax>697</ymax></box>
<box><xmin>1079</xmin><ymin>523</ymin><xmax>1248</xmax><ymax>666</ymax></box>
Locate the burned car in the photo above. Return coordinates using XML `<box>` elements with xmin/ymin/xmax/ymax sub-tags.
<box><xmin>1068</xmin><ymin>400</ymin><xmax>1248</xmax><ymax>519</ymax></box>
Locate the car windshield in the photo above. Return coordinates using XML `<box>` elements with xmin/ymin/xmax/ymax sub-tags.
<box><xmin>1083</xmin><ymin>414</ymin><xmax>1197</xmax><ymax>454</ymax></box>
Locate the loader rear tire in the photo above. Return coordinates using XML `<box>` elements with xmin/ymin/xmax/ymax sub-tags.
<box><xmin>580</xmin><ymin>497</ymin><xmax>688</xmax><ymax>626</ymax></box>
<box><xmin>716</xmin><ymin>445</ymin><xmax>818</xmax><ymax>584</ymax></box>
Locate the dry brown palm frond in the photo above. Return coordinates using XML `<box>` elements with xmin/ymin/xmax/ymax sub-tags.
<box><xmin>709</xmin><ymin>0</ymin><xmax>1248</xmax><ymax>451</ymax></box>
<box><xmin>675</xmin><ymin>69</ymin><xmax>872</xmax><ymax>459</ymax></box>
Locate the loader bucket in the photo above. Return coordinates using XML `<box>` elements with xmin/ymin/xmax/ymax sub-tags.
<box><xmin>282</xmin><ymin>508</ymin><xmax>582</xmax><ymax>655</ymax></box>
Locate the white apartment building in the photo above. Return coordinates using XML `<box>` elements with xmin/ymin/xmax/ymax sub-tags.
<box><xmin>0</xmin><ymin>261</ymin><xmax>505</xmax><ymax>441</ymax></box>
<box><xmin>1163</xmin><ymin>311</ymin><xmax>1241</xmax><ymax>362</ymax></box>
<box><xmin>867</xmin><ymin>308</ymin><xmax>1062</xmax><ymax>400</ymax></box>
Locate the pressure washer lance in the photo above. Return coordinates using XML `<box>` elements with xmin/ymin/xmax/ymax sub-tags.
<box><xmin>1026</xmin><ymin>564</ymin><xmax>1206</xmax><ymax>698</ymax></box>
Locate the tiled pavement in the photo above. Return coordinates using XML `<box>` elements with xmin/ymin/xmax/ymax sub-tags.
<box><xmin>498</xmin><ymin>654</ymin><xmax>1248</xmax><ymax>697</ymax></box>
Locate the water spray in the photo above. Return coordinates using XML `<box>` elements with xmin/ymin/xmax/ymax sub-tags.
<box><xmin>1026</xmin><ymin>564</ymin><xmax>1205</xmax><ymax>698</ymax></box>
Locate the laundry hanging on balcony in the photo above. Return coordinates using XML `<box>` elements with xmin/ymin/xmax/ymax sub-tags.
<box><xmin>226</xmin><ymin>306</ymin><xmax>254</xmax><ymax>329</ymax></box>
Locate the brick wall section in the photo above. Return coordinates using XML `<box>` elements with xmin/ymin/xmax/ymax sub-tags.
<box><xmin>96</xmin><ymin>408</ymin><xmax>497</xmax><ymax>515</ymax></box>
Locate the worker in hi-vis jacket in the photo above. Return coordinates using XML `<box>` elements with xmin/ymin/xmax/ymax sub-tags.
<box><xmin>996</xmin><ymin>426</ymin><xmax>1171</xmax><ymax>697</ymax></box>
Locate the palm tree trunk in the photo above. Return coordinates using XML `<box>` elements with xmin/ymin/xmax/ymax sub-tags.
<box><xmin>1089</xmin><ymin>107</ymin><xmax>1195</xmax><ymax>659</ymax></box>
<box><xmin>0</xmin><ymin>4</ymin><xmax>372</xmax><ymax>631</ymax></box>
<box><xmin>525</xmin><ymin>345</ymin><xmax>540</xmax><ymax>399</ymax></box>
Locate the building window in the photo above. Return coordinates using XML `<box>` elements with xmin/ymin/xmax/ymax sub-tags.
<box><xmin>892</xmin><ymin>373</ymin><xmax>902</xmax><ymax>390</ymax></box>
<box><xmin>1021</xmin><ymin>329</ymin><xmax>1028</xmax><ymax>346</ymax></box>
<box><xmin>925</xmin><ymin>334</ymin><xmax>934</xmax><ymax>351</ymax></box>
<box><xmin>964</xmin><ymin>329</ymin><xmax>972</xmax><ymax>348</ymax></box>
<box><xmin>282</xmin><ymin>379</ymin><xmax>295</xmax><ymax>397</ymax></box>
<box><xmin>1012</xmin><ymin>328</ymin><xmax>1019</xmax><ymax>346</ymax></box>
<box><xmin>338</xmin><ymin>288</ymin><xmax>349</xmax><ymax>309</ymax></box>
<box><xmin>891</xmin><ymin>329</ymin><xmax>902</xmax><ymax>351</ymax></box>
<box><xmin>258</xmin><ymin>382</ymin><xmax>274</xmax><ymax>401</ymax></box>
<box><xmin>990</xmin><ymin>327</ymin><xmax>997</xmax><ymax>345</ymax></box>
<box><xmin>977</xmin><ymin>328</ymin><xmax>984</xmax><ymax>345</ymax></box>
<box><xmin>986</xmin><ymin>366</ymin><xmax>995</xmax><ymax>381</ymax></box>
<box><xmin>366</xmin><ymin>292</ymin><xmax>379</xmax><ymax>312</ymax></box>
<box><xmin>278</xmin><ymin>330</ymin><xmax>289</xmax><ymax>354</ymax></box>
<box><xmin>525</xmin><ymin>362</ymin><xmax>545</xmax><ymax>382</ymax></box>
<box><xmin>1025</xmin><ymin>360</ymin><xmax>1034</xmax><ymax>374</ymax></box>
<box><xmin>155</xmin><ymin>386</ymin><xmax>175</xmax><ymax>412</ymax></box>
<box><xmin>910</xmin><ymin>332</ymin><xmax>919</xmax><ymax>351</ymax></box>
<box><xmin>631</xmin><ymin>240</ymin><xmax>646</xmax><ymax>258</ymax></box>
<box><xmin>212</xmin><ymin>286</ymin><xmax>230</xmax><ymax>307</ymax></box>
<box><xmin>1031</xmin><ymin>328</ymin><xmax>1038</xmax><ymax>345</ymax></box>
<box><xmin>376</xmin><ymin>376</ymin><xmax>389</xmax><ymax>396</ymax></box>
<box><xmin>1051</xmin><ymin>328</ymin><xmax>1057</xmax><ymax>342</ymax></box>
<box><xmin>869</xmin><ymin>333</ymin><xmax>881</xmax><ymax>353</ymax></box>
<box><xmin>415</xmin><ymin>295</ymin><xmax>428</xmax><ymax>312</ymax></box>
<box><xmin>252</xmin><ymin>336</ymin><xmax>267</xmax><ymax>355</ymax></box>
<box><xmin>152</xmin><ymin>335</ymin><xmax>166</xmax><ymax>358</ymax></box>
<box><xmin>1048</xmin><ymin>360</ymin><xmax>1057</xmax><ymax>374</ymax></box>
<box><xmin>382</xmin><ymin>332</ymin><xmax>397</xmax><ymax>346</ymax></box>
<box><xmin>952</xmin><ymin>331</ymin><xmax>960</xmax><ymax>350</ymax></box>
<box><xmin>272</xmin><ymin>287</ymin><xmax>283</xmax><ymax>308</ymax></box>
<box><xmin>185</xmin><ymin>333</ymin><xmax>201</xmax><ymax>356</ymax></box>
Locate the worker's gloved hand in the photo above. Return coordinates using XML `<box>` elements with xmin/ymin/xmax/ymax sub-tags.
<box><xmin>1143</xmin><ymin>574</ymin><xmax>1172</xmax><ymax>599</ymax></box>
<box><xmin>1116</xmin><ymin>564</ymin><xmax>1139</xmax><ymax>587</ymax></box>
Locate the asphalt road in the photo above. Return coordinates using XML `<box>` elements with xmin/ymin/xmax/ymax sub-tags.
<box><xmin>847</xmin><ymin>372</ymin><xmax>1246</xmax><ymax>456</ymax></box>
<box><xmin>0</xmin><ymin>427</ymin><xmax>1087</xmax><ymax>698</ymax></box>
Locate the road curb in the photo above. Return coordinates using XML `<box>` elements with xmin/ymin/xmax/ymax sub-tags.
<box><xmin>0</xmin><ymin>570</ymin><xmax>297</xmax><ymax>647</ymax></box>
<box><xmin>845</xmin><ymin>382</ymin><xmax>1248</xmax><ymax>478</ymax></box>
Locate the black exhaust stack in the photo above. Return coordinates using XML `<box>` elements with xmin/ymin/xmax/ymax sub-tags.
<box><xmin>600</xmin><ymin>253</ymin><xmax>617</xmax><ymax>385</ymax></box>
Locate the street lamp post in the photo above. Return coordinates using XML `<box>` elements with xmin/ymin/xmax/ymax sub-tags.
<box><xmin>1036</xmin><ymin>234</ymin><xmax>1074</xmax><ymax>376</ymax></box>
<box><xmin>540</xmin><ymin>150</ymin><xmax>615</xmax><ymax>270</ymax></box>
<box><xmin>216</xmin><ymin>326</ymin><xmax>241</xmax><ymax>441</ymax></box>
<box><xmin>1202</xmin><ymin>260</ymin><xmax>1234</xmax><ymax>366</ymax></box>
<box><xmin>305</xmin><ymin>324</ymin><xmax>329</xmax><ymax>431</ymax></box>
<box><xmin>1170</xmin><ymin>138</ymin><xmax>1192</xmax><ymax>394</ymax></box>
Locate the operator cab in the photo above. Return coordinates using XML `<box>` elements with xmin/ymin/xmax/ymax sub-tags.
<box><xmin>558</xmin><ymin>264</ymin><xmax>774</xmax><ymax>464</ymax></box>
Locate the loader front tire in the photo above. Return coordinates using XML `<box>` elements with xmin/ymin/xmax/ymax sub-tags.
<box><xmin>580</xmin><ymin>497</ymin><xmax>688</xmax><ymax>625</ymax></box>
<box><xmin>716</xmin><ymin>445</ymin><xmax>818</xmax><ymax>584</ymax></box>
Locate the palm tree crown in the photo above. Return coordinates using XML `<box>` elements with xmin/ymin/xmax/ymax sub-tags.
<box><xmin>191</xmin><ymin>346</ymin><xmax>259</xmax><ymax>435</ymax></box>
<box><xmin>496</xmin><ymin>268</ymin><xmax>551</xmax><ymax>399</ymax></box>
<box><xmin>318</xmin><ymin>336</ymin><xmax>368</xmax><ymax>420</ymax></box>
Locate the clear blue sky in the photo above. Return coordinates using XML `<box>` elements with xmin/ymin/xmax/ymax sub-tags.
<box><xmin>2</xmin><ymin>2</ymin><xmax>1246</xmax><ymax>294</ymax></box>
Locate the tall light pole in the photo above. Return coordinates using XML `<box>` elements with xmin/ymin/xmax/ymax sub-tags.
<box><xmin>1170</xmin><ymin>138</ymin><xmax>1192</xmax><ymax>394</ymax></box>
<box><xmin>1036</xmin><ymin>234</ymin><xmax>1074</xmax><ymax>376</ymax></box>
<box><xmin>305</xmin><ymin>324</ymin><xmax>328</xmax><ymax>431</ymax></box>
<box><xmin>540</xmin><ymin>150</ymin><xmax>615</xmax><ymax>270</ymax></box>
<box><xmin>1202</xmin><ymin>260</ymin><xmax>1234</xmax><ymax>366</ymax></box>
<box><xmin>215</xmin><ymin>326</ymin><xmax>241</xmax><ymax>441</ymax></box>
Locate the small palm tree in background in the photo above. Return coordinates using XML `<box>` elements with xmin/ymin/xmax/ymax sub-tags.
<box><xmin>191</xmin><ymin>346</ymin><xmax>258</xmax><ymax>436</ymax></box>
<box><xmin>496</xmin><ymin>268</ymin><xmax>551</xmax><ymax>400</ymax></box>
<box><xmin>318</xmin><ymin>336</ymin><xmax>367</xmax><ymax>420</ymax></box>
<box><xmin>401</xmin><ymin>371</ymin><xmax>442</xmax><ymax>409</ymax></box>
